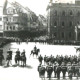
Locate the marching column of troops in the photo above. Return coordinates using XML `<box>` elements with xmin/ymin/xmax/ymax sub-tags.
<box><xmin>38</xmin><ymin>54</ymin><xmax>80</xmax><ymax>80</ymax></box>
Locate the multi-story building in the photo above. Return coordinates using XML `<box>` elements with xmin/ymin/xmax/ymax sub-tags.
<box><xmin>0</xmin><ymin>7</ymin><xmax>3</xmax><ymax>37</ymax></box>
<box><xmin>47</xmin><ymin>0</ymin><xmax>80</xmax><ymax>42</ymax></box>
<box><xmin>3</xmin><ymin>0</ymin><xmax>42</xmax><ymax>39</ymax></box>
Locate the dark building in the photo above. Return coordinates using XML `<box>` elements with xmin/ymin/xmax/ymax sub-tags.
<box><xmin>47</xmin><ymin>0</ymin><xmax>80</xmax><ymax>42</ymax></box>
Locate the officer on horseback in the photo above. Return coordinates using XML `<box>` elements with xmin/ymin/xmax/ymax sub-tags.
<box><xmin>34</xmin><ymin>45</ymin><xmax>37</xmax><ymax>52</ymax></box>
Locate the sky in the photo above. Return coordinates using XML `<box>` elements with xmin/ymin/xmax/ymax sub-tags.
<box><xmin>0</xmin><ymin>0</ymin><xmax>75</xmax><ymax>15</ymax></box>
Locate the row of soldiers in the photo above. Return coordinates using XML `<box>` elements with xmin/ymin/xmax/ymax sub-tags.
<box><xmin>38</xmin><ymin>54</ymin><xmax>79</xmax><ymax>65</ymax></box>
<box><xmin>37</xmin><ymin>54</ymin><xmax>80</xmax><ymax>80</ymax></box>
<box><xmin>38</xmin><ymin>61</ymin><xmax>80</xmax><ymax>80</ymax></box>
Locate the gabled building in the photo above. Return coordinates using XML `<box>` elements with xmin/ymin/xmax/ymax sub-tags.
<box><xmin>3</xmin><ymin>0</ymin><xmax>41</xmax><ymax>39</ymax></box>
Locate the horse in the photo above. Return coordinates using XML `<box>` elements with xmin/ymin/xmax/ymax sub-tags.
<box><xmin>74</xmin><ymin>47</ymin><xmax>80</xmax><ymax>53</ymax></box>
<box><xmin>14</xmin><ymin>52</ymin><xmax>26</xmax><ymax>67</ymax></box>
<box><xmin>15</xmin><ymin>54</ymin><xmax>21</xmax><ymax>66</ymax></box>
<box><xmin>30</xmin><ymin>49</ymin><xmax>40</xmax><ymax>57</ymax></box>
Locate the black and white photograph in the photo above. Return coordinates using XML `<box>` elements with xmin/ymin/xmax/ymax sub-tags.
<box><xmin>0</xmin><ymin>0</ymin><xmax>80</xmax><ymax>80</ymax></box>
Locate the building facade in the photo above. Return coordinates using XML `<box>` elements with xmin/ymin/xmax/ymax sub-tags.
<box><xmin>47</xmin><ymin>0</ymin><xmax>80</xmax><ymax>42</ymax></box>
<box><xmin>3</xmin><ymin>0</ymin><xmax>42</xmax><ymax>39</ymax></box>
<box><xmin>0</xmin><ymin>7</ymin><xmax>3</xmax><ymax>37</ymax></box>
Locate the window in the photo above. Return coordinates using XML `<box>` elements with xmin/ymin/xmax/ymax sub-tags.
<box><xmin>61</xmin><ymin>32</ymin><xmax>64</xmax><ymax>38</ymax></box>
<box><xmin>10</xmin><ymin>26</ymin><xmax>12</xmax><ymax>30</ymax></box>
<box><xmin>54</xmin><ymin>21</ymin><xmax>57</xmax><ymax>27</ymax></box>
<box><xmin>6</xmin><ymin>26</ymin><xmax>8</xmax><ymax>30</ymax></box>
<box><xmin>0</xmin><ymin>18</ymin><xmax>2</xmax><ymax>21</ymax></box>
<box><xmin>0</xmin><ymin>25</ymin><xmax>2</xmax><ymax>30</ymax></box>
<box><xmin>54</xmin><ymin>10</ymin><xmax>57</xmax><ymax>16</ymax></box>
<box><xmin>69</xmin><ymin>10</ymin><xmax>73</xmax><ymax>16</ymax></box>
<box><xmin>69</xmin><ymin>32</ymin><xmax>71</xmax><ymax>38</ymax></box>
<box><xmin>13</xmin><ymin>26</ymin><xmax>15</xmax><ymax>30</ymax></box>
<box><xmin>62</xmin><ymin>11</ymin><xmax>65</xmax><ymax>16</ymax></box>
<box><xmin>62</xmin><ymin>22</ymin><xmax>65</xmax><ymax>27</ymax></box>
<box><xmin>54</xmin><ymin>32</ymin><xmax>57</xmax><ymax>38</ymax></box>
<box><xmin>77</xmin><ymin>11</ymin><xmax>80</xmax><ymax>16</ymax></box>
<box><xmin>69</xmin><ymin>21</ymin><xmax>73</xmax><ymax>27</ymax></box>
<box><xmin>77</xmin><ymin>21</ymin><xmax>80</xmax><ymax>25</ymax></box>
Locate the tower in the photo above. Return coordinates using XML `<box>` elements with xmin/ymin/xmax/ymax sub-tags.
<box><xmin>3</xmin><ymin>0</ymin><xmax>8</xmax><ymax>14</ymax></box>
<box><xmin>75</xmin><ymin>0</ymin><xmax>80</xmax><ymax>5</ymax></box>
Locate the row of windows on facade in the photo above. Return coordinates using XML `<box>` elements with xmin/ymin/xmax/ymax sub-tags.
<box><xmin>7</xmin><ymin>8</ymin><xmax>23</xmax><ymax>14</ymax></box>
<box><xmin>7</xmin><ymin>8</ymin><xmax>28</xmax><ymax>18</ymax></box>
<box><xmin>5</xmin><ymin>26</ymin><xmax>18</xmax><ymax>30</ymax></box>
<box><xmin>53</xmin><ymin>21</ymin><xmax>80</xmax><ymax>27</ymax></box>
<box><xmin>53</xmin><ymin>10</ymin><xmax>80</xmax><ymax>16</ymax></box>
<box><xmin>5</xmin><ymin>17</ymin><xmax>17</xmax><ymax>22</ymax></box>
<box><xmin>52</xmin><ymin>32</ymin><xmax>72</xmax><ymax>38</ymax></box>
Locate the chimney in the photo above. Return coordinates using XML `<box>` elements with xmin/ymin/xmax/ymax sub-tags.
<box><xmin>75</xmin><ymin>0</ymin><xmax>80</xmax><ymax>5</ymax></box>
<box><xmin>49</xmin><ymin>0</ymin><xmax>53</xmax><ymax>3</ymax></box>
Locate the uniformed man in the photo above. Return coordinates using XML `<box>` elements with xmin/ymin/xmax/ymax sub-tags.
<box><xmin>53</xmin><ymin>61</ymin><xmax>58</xmax><ymax>78</ymax></box>
<box><xmin>44</xmin><ymin>55</ymin><xmax>47</xmax><ymax>65</ymax></box>
<box><xmin>61</xmin><ymin>62</ymin><xmax>67</xmax><ymax>79</ymax></box>
<box><xmin>21</xmin><ymin>49</ymin><xmax>25</xmax><ymax>57</ymax></box>
<box><xmin>67</xmin><ymin>62</ymin><xmax>73</xmax><ymax>80</ymax></box>
<box><xmin>16</xmin><ymin>49</ymin><xmax>20</xmax><ymax>55</ymax></box>
<box><xmin>46</xmin><ymin>63</ymin><xmax>53</xmax><ymax>80</ymax></box>
<box><xmin>72</xmin><ymin>62</ymin><xmax>77</xmax><ymax>76</ymax></box>
<box><xmin>34</xmin><ymin>45</ymin><xmax>37</xmax><ymax>52</ymax></box>
<box><xmin>38</xmin><ymin>64</ymin><xmax>45</xmax><ymax>80</ymax></box>
<box><xmin>0</xmin><ymin>48</ymin><xmax>4</xmax><ymax>66</ymax></box>
<box><xmin>76</xmin><ymin>61</ymin><xmax>80</xmax><ymax>79</ymax></box>
<box><xmin>6</xmin><ymin>48</ymin><xmax>12</xmax><ymax>66</ymax></box>
<box><xmin>38</xmin><ymin>55</ymin><xmax>43</xmax><ymax>64</ymax></box>
<box><xmin>56</xmin><ymin>64</ymin><xmax>61</xmax><ymax>79</ymax></box>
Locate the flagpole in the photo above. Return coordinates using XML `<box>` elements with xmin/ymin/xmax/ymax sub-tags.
<box><xmin>75</xmin><ymin>26</ymin><xmax>77</xmax><ymax>41</ymax></box>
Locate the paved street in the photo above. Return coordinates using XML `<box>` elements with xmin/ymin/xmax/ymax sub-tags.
<box><xmin>0</xmin><ymin>42</ymin><xmax>80</xmax><ymax>80</ymax></box>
